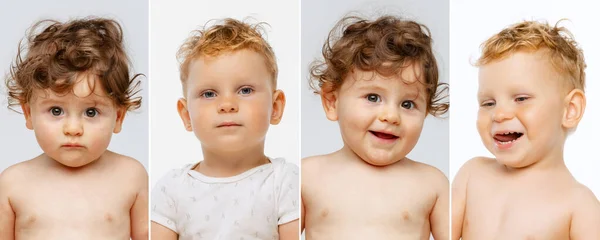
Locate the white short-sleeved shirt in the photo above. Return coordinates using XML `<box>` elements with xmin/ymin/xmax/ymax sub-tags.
<box><xmin>152</xmin><ymin>158</ymin><xmax>299</xmax><ymax>240</ymax></box>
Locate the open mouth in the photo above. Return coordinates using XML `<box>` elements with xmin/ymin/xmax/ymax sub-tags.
<box><xmin>493</xmin><ymin>131</ymin><xmax>523</xmax><ymax>145</ymax></box>
<box><xmin>369</xmin><ymin>130</ymin><xmax>399</xmax><ymax>140</ymax></box>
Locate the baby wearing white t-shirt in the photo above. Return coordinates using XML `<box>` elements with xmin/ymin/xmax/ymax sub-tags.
<box><xmin>153</xmin><ymin>158</ymin><xmax>299</xmax><ymax>240</ymax></box>
<box><xmin>150</xmin><ymin>18</ymin><xmax>299</xmax><ymax>240</ymax></box>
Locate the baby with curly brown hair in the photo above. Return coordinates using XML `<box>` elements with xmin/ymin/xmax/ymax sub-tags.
<box><xmin>0</xmin><ymin>18</ymin><xmax>148</xmax><ymax>239</ymax></box>
<box><xmin>301</xmin><ymin>15</ymin><xmax>449</xmax><ymax>239</ymax></box>
<box><xmin>452</xmin><ymin>20</ymin><xmax>600</xmax><ymax>240</ymax></box>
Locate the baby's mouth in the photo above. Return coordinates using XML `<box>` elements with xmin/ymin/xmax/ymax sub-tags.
<box><xmin>369</xmin><ymin>131</ymin><xmax>399</xmax><ymax>140</ymax></box>
<box><xmin>493</xmin><ymin>132</ymin><xmax>523</xmax><ymax>144</ymax></box>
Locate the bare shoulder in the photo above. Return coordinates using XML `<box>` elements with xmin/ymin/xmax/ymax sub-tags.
<box><xmin>455</xmin><ymin>156</ymin><xmax>496</xmax><ymax>177</ymax></box>
<box><xmin>570</xmin><ymin>183</ymin><xmax>600</xmax><ymax>214</ymax></box>
<box><xmin>103</xmin><ymin>151</ymin><xmax>148</xmax><ymax>181</ymax></box>
<box><xmin>404</xmin><ymin>159</ymin><xmax>448</xmax><ymax>189</ymax></box>
<box><xmin>301</xmin><ymin>153</ymin><xmax>333</xmax><ymax>175</ymax></box>
<box><xmin>406</xmin><ymin>159</ymin><xmax>448</xmax><ymax>182</ymax></box>
<box><xmin>0</xmin><ymin>156</ymin><xmax>44</xmax><ymax>182</ymax></box>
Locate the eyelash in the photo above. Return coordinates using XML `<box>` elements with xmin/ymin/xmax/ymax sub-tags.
<box><xmin>401</xmin><ymin>101</ymin><xmax>416</xmax><ymax>109</ymax></box>
<box><xmin>200</xmin><ymin>86</ymin><xmax>255</xmax><ymax>98</ymax></box>
<box><xmin>480</xmin><ymin>96</ymin><xmax>530</xmax><ymax>107</ymax></box>
<box><xmin>48</xmin><ymin>107</ymin><xmax>100</xmax><ymax>117</ymax></box>
<box><xmin>365</xmin><ymin>94</ymin><xmax>417</xmax><ymax>109</ymax></box>
<box><xmin>365</xmin><ymin>94</ymin><xmax>381</xmax><ymax>103</ymax></box>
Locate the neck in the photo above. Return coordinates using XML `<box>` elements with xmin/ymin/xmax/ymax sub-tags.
<box><xmin>505</xmin><ymin>144</ymin><xmax>569</xmax><ymax>176</ymax></box>
<box><xmin>197</xmin><ymin>142</ymin><xmax>269</xmax><ymax>177</ymax></box>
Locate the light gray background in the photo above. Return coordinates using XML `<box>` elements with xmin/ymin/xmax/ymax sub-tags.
<box><xmin>301</xmin><ymin>0</ymin><xmax>449</xmax><ymax>176</ymax></box>
<box><xmin>0</xmin><ymin>0</ymin><xmax>149</xmax><ymax>171</ymax></box>
<box><xmin>150</xmin><ymin>0</ymin><xmax>300</xmax><ymax>188</ymax></box>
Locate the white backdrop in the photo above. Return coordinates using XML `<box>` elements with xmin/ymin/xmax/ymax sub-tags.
<box><xmin>301</xmin><ymin>0</ymin><xmax>449</xmax><ymax>176</ymax></box>
<box><xmin>450</xmin><ymin>0</ymin><xmax>600</xmax><ymax>198</ymax></box>
<box><xmin>0</xmin><ymin>0</ymin><xmax>149</xmax><ymax>171</ymax></box>
<box><xmin>150</xmin><ymin>0</ymin><xmax>300</xmax><ymax>187</ymax></box>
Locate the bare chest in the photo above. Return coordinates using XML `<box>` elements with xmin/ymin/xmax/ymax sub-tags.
<box><xmin>305</xmin><ymin>171</ymin><xmax>436</xmax><ymax>236</ymax></box>
<box><xmin>11</xmin><ymin>177</ymin><xmax>134</xmax><ymax>240</ymax></box>
<box><xmin>464</xmin><ymin>179</ymin><xmax>571</xmax><ymax>240</ymax></box>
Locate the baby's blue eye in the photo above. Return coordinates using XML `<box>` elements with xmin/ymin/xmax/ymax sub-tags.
<box><xmin>401</xmin><ymin>101</ymin><xmax>415</xmax><ymax>109</ymax></box>
<box><xmin>85</xmin><ymin>108</ymin><xmax>98</xmax><ymax>117</ymax></box>
<box><xmin>50</xmin><ymin>107</ymin><xmax>63</xmax><ymax>116</ymax></box>
<box><xmin>202</xmin><ymin>91</ymin><xmax>216</xmax><ymax>98</ymax></box>
<box><xmin>239</xmin><ymin>87</ymin><xmax>253</xmax><ymax>95</ymax></box>
<box><xmin>366</xmin><ymin>94</ymin><xmax>381</xmax><ymax>102</ymax></box>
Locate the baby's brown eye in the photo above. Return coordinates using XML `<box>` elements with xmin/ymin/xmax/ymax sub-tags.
<box><xmin>401</xmin><ymin>101</ymin><xmax>415</xmax><ymax>109</ymax></box>
<box><xmin>50</xmin><ymin>107</ymin><xmax>63</xmax><ymax>116</ymax></box>
<box><xmin>85</xmin><ymin>108</ymin><xmax>98</xmax><ymax>117</ymax></box>
<box><xmin>366</xmin><ymin>94</ymin><xmax>381</xmax><ymax>102</ymax></box>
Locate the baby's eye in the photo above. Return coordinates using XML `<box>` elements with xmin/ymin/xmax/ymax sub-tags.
<box><xmin>515</xmin><ymin>96</ymin><xmax>529</xmax><ymax>102</ymax></box>
<box><xmin>480</xmin><ymin>100</ymin><xmax>495</xmax><ymax>107</ymax></box>
<box><xmin>85</xmin><ymin>108</ymin><xmax>98</xmax><ymax>117</ymax></box>
<box><xmin>366</xmin><ymin>94</ymin><xmax>381</xmax><ymax>103</ymax></box>
<box><xmin>50</xmin><ymin>107</ymin><xmax>63</xmax><ymax>116</ymax></box>
<box><xmin>201</xmin><ymin>91</ymin><xmax>217</xmax><ymax>99</ymax></box>
<box><xmin>401</xmin><ymin>100</ymin><xmax>415</xmax><ymax>109</ymax></box>
<box><xmin>238</xmin><ymin>87</ymin><xmax>254</xmax><ymax>95</ymax></box>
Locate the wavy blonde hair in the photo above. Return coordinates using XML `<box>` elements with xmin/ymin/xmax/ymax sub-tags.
<box><xmin>477</xmin><ymin>20</ymin><xmax>585</xmax><ymax>91</ymax></box>
<box><xmin>177</xmin><ymin>18</ymin><xmax>277</xmax><ymax>92</ymax></box>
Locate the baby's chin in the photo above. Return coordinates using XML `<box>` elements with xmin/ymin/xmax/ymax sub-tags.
<box><xmin>493</xmin><ymin>154</ymin><xmax>534</xmax><ymax>169</ymax></box>
<box><xmin>46</xmin><ymin>152</ymin><xmax>103</xmax><ymax>168</ymax></box>
<box><xmin>359</xmin><ymin>151</ymin><xmax>405</xmax><ymax>167</ymax></box>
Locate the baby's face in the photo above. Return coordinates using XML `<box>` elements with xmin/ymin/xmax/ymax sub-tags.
<box><xmin>331</xmin><ymin>66</ymin><xmax>428</xmax><ymax>166</ymax></box>
<box><xmin>181</xmin><ymin>49</ymin><xmax>276</xmax><ymax>152</ymax></box>
<box><xmin>23</xmin><ymin>74</ymin><xmax>124</xmax><ymax>167</ymax></box>
<box><xmin>477</xmin><ymin>51</ymin><xmax>566</xmax><ymax>168</ymax></box>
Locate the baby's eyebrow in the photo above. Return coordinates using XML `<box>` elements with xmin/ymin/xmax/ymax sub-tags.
<box><xmin>37</xmin><ymin>97</ymin><xmax>62</xmax><ymax>105</ymax></box>
<box><xmin>356</xmin><ymin>83</ymin><xmax>387</xmax><ymax>92</ymax></box>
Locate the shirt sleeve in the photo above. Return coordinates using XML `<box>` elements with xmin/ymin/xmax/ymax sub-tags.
<box><xmin>151</xmin><ymin>169</ymin><xmax>181</xmax><ymax>232</ymax></box>
<box><xmin>277</xmin><ymin>161</ymin><xmax>300</xmax><ymax>225</ymax></box>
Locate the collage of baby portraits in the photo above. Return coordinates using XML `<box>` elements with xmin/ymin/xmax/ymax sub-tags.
<box><xmin>1</xmin><ymin>0</ymin><xmax>599</xmax><ymax>239</ymax></box>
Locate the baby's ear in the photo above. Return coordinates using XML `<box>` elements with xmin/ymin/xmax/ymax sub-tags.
<box><xmin>113</xmin><ymin>107</ymin><xmax>127</xmax><ymax>133</ymax></box>
<box><xmin>270</xmin><ymin>90</ymin><xmax>286</xmax><ymax>125</ymax></box>
<box><xmin>562</xmin><ymin>89</ymin><xmax>586</xmax><ymax>129</ymax></box>
<box><xmin>320</xmin><ymin>90</ymin><xmax>339</xmax><ymax>121</ymax></box>
<box><xmin>21</xmin><ymin>104</ymin><xmax>33</xmax><ymax>130</ymax></box>
<box><xmin>177</xmin><ymin>98</ymin><xmax>193</xmax><ymax>131</ymax></box>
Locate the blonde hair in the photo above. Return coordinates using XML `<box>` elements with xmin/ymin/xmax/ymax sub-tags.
<box><xmin>177</xmin><ymin>18</ymin><xmax>277</xmax><ymax>92</ymax></box>
<box><xmin>477</xmin><ymin>20</ymin><xmax>585</xmax><ymax>91</ymax></box>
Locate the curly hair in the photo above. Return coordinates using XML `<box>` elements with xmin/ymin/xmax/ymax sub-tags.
<box><xmin>177</xmin><ymin>18</ymin><xmax>277</xmax><ymax>92</ymax></box>
<box><xmin>309</xmin><ymin>15</ymin><xmax>448</xmax><ymax>116</ymax></box>
<box><xmin>477</xmin><ymin>20</ymin><xmax>585</xmax><ymax>91</ymax></box>
<box><xmin>5</xmin><ymin>17</ymin><xmax>142</xmax><ymax>112</ymax></box>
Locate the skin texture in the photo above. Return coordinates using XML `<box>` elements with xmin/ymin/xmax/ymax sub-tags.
<box><xmin>0</xmin><ymin>75</ymin><xmax>148</xmax><ymax>240</ymax></box>
<box><xmin>302</xmin><ymin>67</ymin><xmax>449</xmax><ymax>240</ymax></box>
<box><xmin>151</xmin><ymin>49</ymin><xmax>298</xmax><ymax>239</ymax></box>
<box><xmin>452</xmin><ymin>51</ymin><xmax>600</xmax><ymax>240</ymax></box>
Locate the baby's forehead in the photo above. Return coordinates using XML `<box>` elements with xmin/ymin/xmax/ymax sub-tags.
<box><xmin>30</xmin><ymin>74</ymin><xmax>114</xmax><ymax>104</ymax></box>
<box><xmin>188</xmin><ymin>52</ymin><xmax>275</xmax><ymax>85</ymax></box>
<box><xmin>478</xmin><ymin>51</ymin><xmax>568</xmax><ymax>87</ymax></box>
<box><xmin>346</xmin><ymin>67</ymin><xmax>426</xmax><ymax>90</ymax></box>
